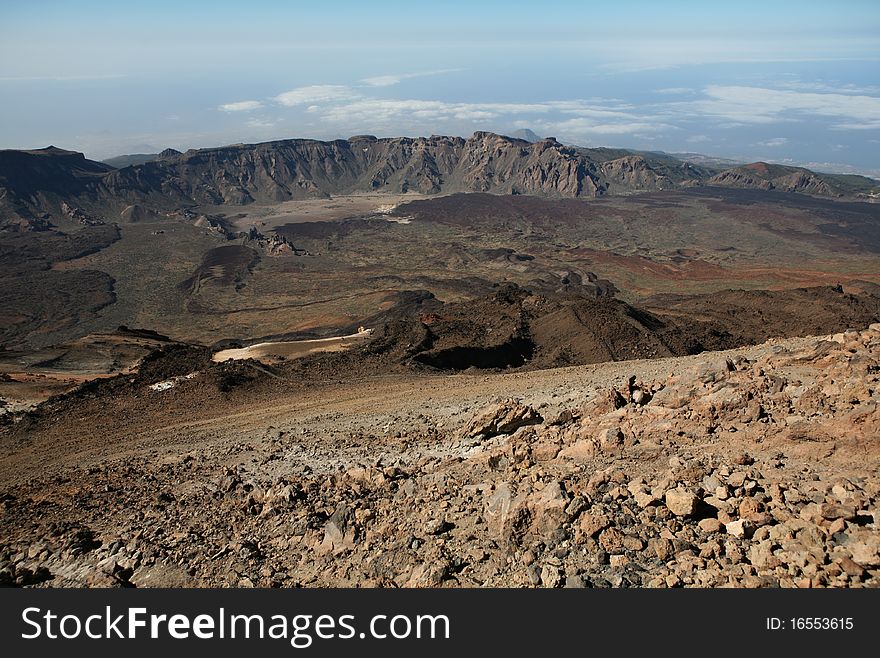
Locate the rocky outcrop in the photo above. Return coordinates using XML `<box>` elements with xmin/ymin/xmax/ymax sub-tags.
<box><xmin>708</xmin><ymin>168</ymin><xmax>774</xmax><ymax>191</ymax></box>
<box><xmin>709</xmin><ymin>162</ymin><xmax>844</xmax><ymax>196</ymax></box>
<box><xmin>599</xmin><ymin>155</ymin><xmax>674</xmax><ymax>192</ymax></box>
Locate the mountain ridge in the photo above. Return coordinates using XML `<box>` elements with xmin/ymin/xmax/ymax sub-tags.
<box><xmin>2</xmin><ymin>132</ymin><xmax>878</xmax><ymax>225</ymax></box>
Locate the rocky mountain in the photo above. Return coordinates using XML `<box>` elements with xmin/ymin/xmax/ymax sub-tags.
<box><xmin>2</xmin><ymin>133</ymin><xmax>878</xmax><ymax>225</ymax></box>
<box><xmin>707</xmin><ymin>161</ymin><xmax>880</xmax><ymax>198</ymax></box>
<box><xmin>710</xmin><ymin>162</ymin><xmax>833</xmax><ymax>195</ymax></box>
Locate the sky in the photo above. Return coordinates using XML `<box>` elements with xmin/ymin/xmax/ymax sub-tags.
<box><xmin>1</xmin><ymin>0</ymin><xmax>879</xmax><ymax>177</ymax></box>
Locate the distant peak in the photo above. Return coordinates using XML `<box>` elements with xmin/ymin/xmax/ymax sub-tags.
<box><xmin>508</xmin><ymin>128</ymin><xmax>542</xmax><ymax>143</ymax></box>
<box><xmin>31</xmin><ymin>145</ymin><xmax>84</xmax><ymax>158</ymax></box>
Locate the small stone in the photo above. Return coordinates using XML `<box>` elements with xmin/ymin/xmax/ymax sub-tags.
<box><xmin>579</xmin><ymin>511</ymin><xmax>610</xmax><ymax>538</ymax></box>
<box><xmin>564</xmin><ymin>495</ymin><xmax>587</xmax><ymax>519</ymax></box>
<box><xmin>540</xmin><ymin>565</ymin><xmax>562</xmax><ymax>588</ymax></box>
<box><xmin>738</xmin><ymin>498</ymin><xmax>762</xmax><ymax>519</ymax></box>
<box><xmin>425</xmin><ymin>518</ymin><xmax>452</xmax><ymax>535</ymax></box>
<box><xmin>628</xmin><ymin>481</ymin><xmax>659</xmax><ymax>508</ymax></box>
<box><xmin>609</xmin><ymin>554</ymin><xmax>629</xmax><ymax>568</ymax></box>
<box><xmin>599</xmin><ymin>527</ymin><xmax>625</xmax><ymax>554</ymax></box>
<box><xmin>850</xmin><ymin>540</ymin><xmax>880</xmax><ymax>567</ymax></box>
<box><xmin>665</xmin><ymin>487</ymin><xmax>699</xmax><ymax>517</ymax></box>
<box><xmin>647</xmin><ymin>537</ymin><xmax>674</xmax><ymax>561</ymax></box>
<box><xmin>598</xmin><ymin>427</ymin><xmax>624</xmax><ymax>450</ymax></box>
<box><xmin>748</xmin><ymin>540</ymin><xmax>782</xmax><ymax>569</ymax></box>
<box><xmin>527</xmin><ymin>564</ymin><xmax>542</xmax><ymax>585</ymax></box>
<box><xmin>838</xmin><ymin>557</ymin><xmax>865</xmax><ymax>579</ymax></box>
<box><xmin>463</xmin><ymin>399</ymin><xmax>543</xmax><ymax>439</ymax></box>
<box><xmin>827</xmin><ymin>518</ymin><xmax>846</xmax><ymax>536</ymax></box>
<box><xmin>622</xmin><ymin>535</ymin><xmax>645</xmax><ymax>551</ymax></box>
<box><xmin>704</xmin><ymin>496</ymin><xmax>734</xmax><ymax>515</ymax></box>
<box><xmin>819</xmin><ymin>503</ymin><xmax>857</xmax><ymax>521</ymax></box>
<box><xmin>564</xmin><ymin>574</ymin><xmax>586</xmax><ymax>588</ymax></box>
<box><xmin>698</xmin><ymin>518</ymin><xmax>723</xmax><ymax>533</ymax></box>
<box><xmin>748</xmin><ymin>512</ymin><xmax>774</xmax><ymax>528</ymax></box>
<box><xmin>632</xmin><ymin>389</ymin><xmax>651</xmax><ymax>405</ymax></box>
<box><xmin>725</xmin><ymin>519</ymin><xmax>754</xmax><ymax>539</ymax></box>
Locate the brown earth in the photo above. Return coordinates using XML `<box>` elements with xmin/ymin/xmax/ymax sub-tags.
<box><xmin>1</xmin><ymin>324</ymin><xmax>877</xmax><ymax>588</ymax></box>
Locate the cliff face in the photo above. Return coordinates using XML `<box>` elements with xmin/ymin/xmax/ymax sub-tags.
<box><xmin>97</xmin><ymin>132</ymin><xmax>619</xmax><ymax>205</ymax></box>
<box><xmin>2</xmin><ymin>134</ymin><xmax>876</xmax><ymax>225</ymax></box>
<box><xmin>0</xmin><ymin>147</ymin><xmax>114</xmax><ymax>221</ymax></box>
<box><xmin>0</xmin><ymin>133</ymin><xmax>688</xmax><ymax>222</ymax></box>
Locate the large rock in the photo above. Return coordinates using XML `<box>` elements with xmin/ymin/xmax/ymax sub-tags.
<box><xmin>463</xmin><ymin>399</ymin><xmax>543</xmax><ymax>440</ymax></box>
<box><xmin>320</xmin><ymin>503</ymin><xmax>356</xmax><ymax>554</ymax></box>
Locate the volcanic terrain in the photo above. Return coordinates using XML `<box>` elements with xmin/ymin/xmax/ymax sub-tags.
<box><xmin>1</xmin><ymin>132</ymin><xmax>879</xmax><ymax>588</ymax></box>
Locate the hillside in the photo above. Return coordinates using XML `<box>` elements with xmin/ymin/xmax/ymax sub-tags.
<box><xmin>2</xmin><ymin>324</ymin><xmax>878</xmax><ymax>587</ymax></box>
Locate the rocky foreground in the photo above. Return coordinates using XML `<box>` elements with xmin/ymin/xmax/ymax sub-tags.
<box><xmin>1</xmin><ymin>325</ymin><xmax>879</xmax><ymax>588</ymax></box>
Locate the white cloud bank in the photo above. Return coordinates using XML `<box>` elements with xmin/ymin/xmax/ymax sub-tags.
<box><xmin>691</xmin><ymin>85</ymin><xmax>880</xmax><ymax>129</ymax></box>
<box><xmin>215</xmin><ymin>79</ymin><xmax>880</xmax><ymax>159</ymax></box>
<box><xmin>273</xmin><ymin>85</ymin><xmax>359</xmax><ymax>107</ymax></box>
<box><xmin>219</xmin><ymin>100</ymin><xmax>263</xmax><ymax>112</ymax></box>
<box><xmin>262</xmin><ymin>84</ymin><xmax>667</xmax><ymax>142</ymax></box>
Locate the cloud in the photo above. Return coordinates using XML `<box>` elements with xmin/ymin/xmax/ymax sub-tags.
<box><xmin>257</xmin><ymin>81</ymin><xmax>735</xmax><ymax>144</ymax></box>
<box><xmin>216</xmin><ymin>75</ymin><xmax>880</xmax><ymax>166</ymax></box>
<box><xmin>654</xmin><ymin>87</ymin><xmax>694</xmax><ymax>95</ymax></box>
<box><xmin>359</xmin><ymin>68</ymin><xmax>463</xmax><ymax>87</ymax></box>
<box><xmin>307</xmin><ymin>97</ymin><xmax>668</xmax><ymax>141</ymax></box>
<box><xmin>755</xmin><ymin>137</ymin><xmax>788</xmax><ymax>147</ymax></box>
<box><xmin>687</xmin><ymin>85</ymin><xmax>880</xmax><ymax>129</ymax></box>
<box><xmin>779</xmin><ymin>80</ymin><xmax>880</xmax><ymax>95</ymax></box>
<box><xmin>219</xmin><ymin>100</ymin><xmax>263</xmax><ymax>112</ymax></box>
<box><xmin>273</xmin><ymin>85</ymin><xmax>360</xmax><ymax>106</ymax></box>
<box><xmin>534</xmin><ymin>116</ymin><xmax>672</xmax><ymax>137</ymax></box>
<box><xmin>246</xmin><ymin>117</ymin><xmax>276</xmax><ymax>128</ymax></box>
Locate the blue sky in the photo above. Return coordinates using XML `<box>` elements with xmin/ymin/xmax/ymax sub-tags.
<box><xmin>1</xmin><ymin>0</ymin><xmax>878</xmax><ymax>176</ymax></box>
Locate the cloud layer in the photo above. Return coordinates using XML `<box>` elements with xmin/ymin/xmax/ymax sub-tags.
<box><xmin>218</xmin><ymin>78</ymin><xmax>880</xmax><ymax>147</ymax></box>
<box><xmin>692</xmin><ymin>85</ymin><xmax>880</xmax><ymax>129</ymax></box>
